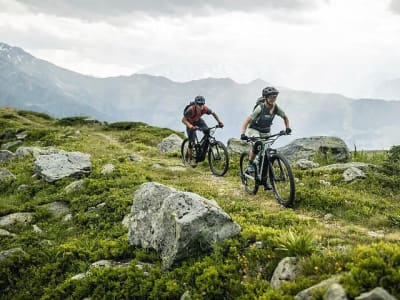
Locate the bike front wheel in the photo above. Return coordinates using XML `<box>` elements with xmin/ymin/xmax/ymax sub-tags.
<box><xmin>269</xmin><ymin>153</ymin><xmax>295</xmax><ymax>207</ymax></box>
<box><xmin>181</xmin><ymin>139</ymin><xmax>196</xmax><ymax>168</ymax></box>
<box><xmin>208</xmin><ymin>141</ymin><xmax>229</xmax><ymax>176</ymax></box>
<box><xmin>239</xmin><ymin>152</ymin><xmax>259</xmax><ymax>194</ymax></box>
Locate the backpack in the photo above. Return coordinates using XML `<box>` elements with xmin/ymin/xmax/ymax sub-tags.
<box><xmin>183</xmin><ymin>101</ymin><xmax>195</xmax><ymax>115</ymax></box>
<box><xmin>252</xmin><ymin>97</ymin><xmax>278</xmax><ymax>114</ymax></box>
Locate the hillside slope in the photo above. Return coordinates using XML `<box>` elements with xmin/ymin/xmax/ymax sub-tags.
<box><xmin>0</xmin><ymin>108</ymin><xmax>399</xmax><ymax>299</ymax></box>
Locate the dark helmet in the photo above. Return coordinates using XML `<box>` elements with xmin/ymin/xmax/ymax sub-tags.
<box><xmin>262</xmin><ymin>86</ymin><xmax>279</xmax><ymax>97</ymax></box>
<box><xmin>194</xmin><ymin>95</ymin><xmax>205</xmax><ymax>105</ymax></box>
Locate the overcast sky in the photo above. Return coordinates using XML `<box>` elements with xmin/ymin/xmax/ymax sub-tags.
<box><xmin>1</xmin><ymin>0</ymin><xmax>400</xmax><ymax>98</ymax></box>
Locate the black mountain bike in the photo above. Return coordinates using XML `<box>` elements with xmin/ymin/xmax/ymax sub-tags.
<box><xmin>181</xmin><ymin>125</ymin><xmax>229</xmax><ymax>176</ymax></box>
<box><xmin>239</xmin><ymin>131</ymin><xmax>295</xmax><ymax>207</ymax></box>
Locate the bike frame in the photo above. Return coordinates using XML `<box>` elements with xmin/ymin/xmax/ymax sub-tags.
<box><xmin>248</xmin><ymin>132</ymin><xmax>285</xmax><ymax>182</ymax></box>
<box><xmin>193</xmin><ymin>126</ymin><xmax>220</xmax><ymax>162</ymax></box>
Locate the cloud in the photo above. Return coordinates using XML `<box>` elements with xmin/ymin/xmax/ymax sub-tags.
<box><xmin>15</xmin><ymin>0</ymin><xmax>321</xmax><ymax>20</ymax></box>
<box><xmin>389</xmin><ymin>0</ymin><xmax>400</xmax><ymax>14</ymax></box>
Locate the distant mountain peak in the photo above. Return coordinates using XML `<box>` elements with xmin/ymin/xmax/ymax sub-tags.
<box><xmin>0</xmin><ymin>42</ymin><xmax>34</xmax><ymax>65</ymax></box>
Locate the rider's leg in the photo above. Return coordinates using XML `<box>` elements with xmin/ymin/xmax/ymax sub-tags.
<box><xmin>246</xmin><ymin>128</ymin><xmax>260</xmax><ymax>172</ymax></box>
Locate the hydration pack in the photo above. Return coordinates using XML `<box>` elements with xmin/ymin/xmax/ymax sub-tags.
<box><xmin>183</xmin><ymin>101</ymin><xmax>195</xmax><ymax>115</ymax></box>
<box><xmin>249</xmin><ymin>97</ymin><xmax>278</xmax><ymax>133</ymax></box>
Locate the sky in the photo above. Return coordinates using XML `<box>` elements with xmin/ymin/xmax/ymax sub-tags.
<box><xmin>1</xmin><ymin>0</ymin><xmax>400</xmax><ymax>99</ymax></box>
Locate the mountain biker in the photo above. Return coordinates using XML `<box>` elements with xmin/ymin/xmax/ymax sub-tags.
<box><xmin>182</xmin><ymin>95</ymin><xmax>224</xmax><ymax>166</ymax></box>
<box><xmin>240</xmin><ymin>86</ymin><xmax>291</xmax><ymax>190</ymax></box>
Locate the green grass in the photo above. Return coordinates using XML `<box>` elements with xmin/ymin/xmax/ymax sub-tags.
<box><xmin>1</xmin><ymin>108</ymin><xmax>400</xmax><ymax>299</ymax></box>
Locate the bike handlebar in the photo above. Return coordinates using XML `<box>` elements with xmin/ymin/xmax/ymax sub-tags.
<box><xmin>244</xmin><ymin>130</ymin><xmax>289</xmax><ymax>142</ymax></box>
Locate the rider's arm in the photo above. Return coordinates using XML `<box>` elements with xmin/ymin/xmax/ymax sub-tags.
<box><xmin>211</xmin><ymin>112</ymin><xmax>222</xmax><ymax>124</ymax></box>
<box><xmin>283</xmin><ymin>115</ymin><xmax>290</xmax><ymax>129</ymax></box>
<box><xmin>241</xmin><ymin>116</ymin><xmax>252</xmax><ymax>134</ymax></box>
<box><xmin>181</xmin><ymin>117</ymin><xmax>195</xmax><ymax>129</ymax></box>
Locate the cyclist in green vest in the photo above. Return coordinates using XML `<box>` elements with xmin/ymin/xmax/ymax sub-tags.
<box><xmin>240</xmin><ymin>86</ymin><xmax>291</xmax><ymax>189</ymax></box>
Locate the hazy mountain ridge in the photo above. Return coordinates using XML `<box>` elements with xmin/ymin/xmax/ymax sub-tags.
<box><xmin>1</xmin><ymin>42</ymin><xmax>400</xmax><ymax>149</ymax></box>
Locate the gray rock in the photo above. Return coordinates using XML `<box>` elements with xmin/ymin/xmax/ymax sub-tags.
<box><xmin>270</xmin><ymin>257</ymin><xmax>300</xmax><ymax>289</ymax></box>
<box><xmin>32</xmin><ymin>224</ymin><xmax>43</xmax><ymax>233</ymax></box>
<box><xmin>157</xmin><ymin>134</ymin><xmax>183</xmax><ymax>153</ymax></box>
<box><xmin>0</xmin><ymin>212</ymin><xmax>34</xmax><ymax>226</ymax></box>
<box><xmin>294</xmin><ymin>159</ymin><xmax>319</xmax><ymax>170</ymax></box>
<box><xmin>316</xmin><ymin>162</ymin><xmax>373</xmax><ymax>172</ymax></box>
<box><xmin>0</xmin><ymin>247</ymin><xmax>27</xmax><ymax>262</ymax></box>
<box><xmin>41</xmin><ymin>201</ymin><xmax>70</xmax><ymax>217</ymax></box>
<box><xmin>279</xmin><ymin>136</ymin><xmax>349</xmax><ymax>163</ymax></box>
<box><xmin>355</xmin><ymin>287</ymin><xmax>397</xmax><ymax>300</ymax></box>
<box><xmin>16</xmin><ymin>131</ymin><xmax>28</xmax><ymax>140</ymax></box>
<box><xmin>1</xmin><ymin>140</ymin><xmax>22</xmax><ymax>150</ymax></box>
<box><xmin>0</xmin><ymin>168</ymin><xmax>16</xmax><ymax>181</ymax></box>
<box><xmin>127</xmin><ymin>154</ymin><xmax>143</xmax><ymax>162</ymax></box>
<box><xmin>323</xmin><ymin>283</ymin><xmax>348</xmax><ymax>300</ymax></box>
<box><xmin>0</xmin><ymin>150</ymin><xmax>15</xmax><ymax>163</ymax></box>
<box><xmin>101</xmin><ymin>163</ymin><xmax>115</xmax><ymax>175</ymax></box>
<box><xmin>295</xmin><ymin>275</ymin><xmax>342</xmax><ymax>300</ymax></box>
<box><xmin>126</xmin><ymin>182</ymin><xmax>241</xmax><ymax>268</ymax></box>
<box><xmin>343</xmin><ymin>167</ymin><xmax>366</xmax><ymax>182</ymax></box>
<box><xmin>34</xmin><ymin>150</ymin><xmax>91</xmax><ymax>182</ymax></box>
<box><xmin>65</xmin><ymin>179</ymin><xmax>85</xmax><ymax>193</ymax></box>
<box><xmin>227</xmin><ymin>138</ymin><xmax>250</xmax><ymax>155</ymax></box>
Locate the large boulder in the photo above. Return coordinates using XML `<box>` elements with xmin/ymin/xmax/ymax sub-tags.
<box><xmin>126</xmin><ymin>182</ymin><xmax>241</xmax><ymax>268</ymax></box>
<box><xmin>227</xmin><ymin>138</ymin><xmax>250</xmax><ymax>155</ymax></box>
<box><xmin>157</xmin><ymin>134</ymin><xmax>183</xmax><ymax>153</ymax></box>
<box><xmin>34</xmin><ymin>150</ymin><xmax>91</xmax><ymax>182</ymax></box>
<box><xmin>279</xmin><ymin>136</ymin><xmax>349</xmax><ymax>163</ymax></box>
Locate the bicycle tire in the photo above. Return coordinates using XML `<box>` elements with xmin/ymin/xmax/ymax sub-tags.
<box><xmin>208</xmin><ymin>141</ymin><xmax>229</xmax><ymax>176</ymax></box>
<box><xmin>181</xmin><ymin>139</ymin><xmax>197</xmax><ymax>168</ymax></box>
<box><xmin>239</xmin><ymin>152</ymin><xmax>259</xmax><ymax>194</ymax></box>
<box><xmin>269</xmin><ymin>153</ymin><xmax>295</xmax><ymax>207</ymax></box>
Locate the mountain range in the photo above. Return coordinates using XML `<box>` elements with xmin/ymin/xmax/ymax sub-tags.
<box><xmin>1</xmin><ymin>42</ymin><xmax>400</xmax><ymax>149</ymax></box>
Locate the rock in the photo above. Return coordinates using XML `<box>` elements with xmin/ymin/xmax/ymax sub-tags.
<box><xmin>157</xmin><ymin>134</ymin><xmax>183</xmax><ymax>153</ymax></box>
<box><xmin>227</xmin><ymin>138</ymin><xmax>250</xmax><ymax>155</ymax></box>
<box><xmin>33</xmin><ymin>224</ymin><xmax>43</xmax><ymax>233</ymax></box>
<box><xmin>0</xmin><ymin>247</ymin><xmax>27</xmax><ymax>262</ymax></box>
<box><xmin>127</xmin><ymin>154</ymin><xmax>143</xmax><ymax>162</ymax></box>
<box><xmin>294</xmin><ymin>159</ymin><xmax>319</xmax><ymax>170</ymax></box>
<box><xmin>65</xmin><ymin>179</ymin><xmax>85</xmax><ymax>193</ymax></box>
<box><xmin>126</xmin><ymin>182</ymin><xmax>241</xmax><ymax>268</ymax></box>
<box><xmin>0</xmin><ymin>168</ymin><xmax>16</xmax><ymax>181</ymax></box>
<box><xmin>16</xmin><ymin>131</ymin><xmax>28</xmax><ymax>140</ymax></box>
<box><xmin>316</xmin><ymin>162</ymin><xmax>373</xmax><ymax>172</ymax></box>
<box><xmin>0</xmin><ymin>212</ymin><xmax>34</xmax><ymax>226</ymax></box>
<box><xmin>0</xmin><ymin>150</ymin><xmax>15</xmax><ymax>163</ymax></box>
<box><xmin>1</xmin><ymin>140</ymin><xmax>22</xmax><ymax>150</ymax></box>
<box><xmin>270</xmin><ymin>257</ymin><xmax>300</xmax><ymax>289</ymax></box>
<box><xmin>343</xmin><ymin>167</ymin><xmax>366</xmax><ymax>182</ymax></box>
<box><xmin>34</xmin><ymin>150</ymin><xmax>91</xmax><ymax>182</ymax></box>
<box><xmin>278</xmin><ymin>136</ymin><xmax>349</xmax><ymax>163</ymax></box>
<box><xmin>319</xmin><ymin>179</ymin><xmax>331</xmax><ymax>186</ymax></box>
<box><xmin>101</xmin><ymin>163</ymin><xmax>115</xmax><ymax>175</ymax></box>
<box><xmin>295</xmin><ymin>275</ymin><xmax>342</xmax><ymax>300</ymax></box>
<box><xmin>62</xmin><ymin>214</ymin><xmax>73</xmax><ymax>222</ymax></box>
<box><xmin>355</xmin><ymin>287</ymin><xmax>397</xmax><ymax>300</ymax></box>
<box><xmin>323</xmin><ymin>283</ymin><xmax>348</xmax><ymax>300</ymax></box>
<box><xmin>41</xmin><ymin>201</ymin><xmax>70</xmax><ymax>217</ymax></box>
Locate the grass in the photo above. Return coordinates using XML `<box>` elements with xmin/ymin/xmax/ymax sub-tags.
<box><xmin>1</xmin><ymin>108</ymin><xmax>400</xmax><ymax>299</ymax></box>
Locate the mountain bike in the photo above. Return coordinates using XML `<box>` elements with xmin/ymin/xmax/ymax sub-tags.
<box><xmin>181</xmin><ymin>125</ymin><xmax>229</xmax><ymax>176</ymax></box>
<box><xmin>239</xmin><ymin>131</ymin><xmax>295</xmax><ymax>207</ymax></box>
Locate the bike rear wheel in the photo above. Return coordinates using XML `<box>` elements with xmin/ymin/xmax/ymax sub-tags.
<box><xmin>239</xmin><ymin>152</ymin><xmax>259</xmax><ymax>194</ymax></box>
<box><xmin>269</xmin><ymin>153</ymin><xmax>295</xmax><ymax>207</ymax></box>
<box><xmin>181</xmin><ymin>139</ymin><xmax>196</xmax><ymax>168</ymax></box>
<box><xmin>208</xmin><ymin>141</ymin><xmax>229</xmax><ymax>176</ymax></box>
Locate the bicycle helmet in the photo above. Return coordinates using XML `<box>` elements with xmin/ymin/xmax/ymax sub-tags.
<box><xmin>194</xmin><ymin>95</ymin><xmax>206</xmax><ymax>105</ymax></box>
<box><xmin>262</xmin><ymin>86</ymin><xmax>279</xmax><ymax>97</ymax></box>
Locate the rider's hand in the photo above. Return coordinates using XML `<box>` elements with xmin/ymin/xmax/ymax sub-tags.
<box><xmin>285</xmin><ymin>127</ymin><xmax>292</xmax><ymax>135</ymax></box>
<box><xmin>191</xmin><ymin>125</ymin><xmax>199</xmax><ymax>131</ymax></box>
<box><xmin>218</xmin><ymin>121</ymin><xmax>224</xmax><ymax>128</ymax></box>
<box><xmin>240</xmin><ymin>133</ymin><xmax>248</xmax><ymax>141</ymax></box>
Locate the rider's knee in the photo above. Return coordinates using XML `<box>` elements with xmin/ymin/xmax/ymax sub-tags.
<box><xmin>253</xmin><ymin>141</ymin><xmax>263</xmax><ymax>154</ymax></box>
